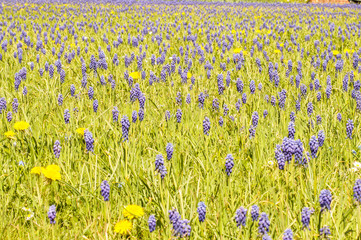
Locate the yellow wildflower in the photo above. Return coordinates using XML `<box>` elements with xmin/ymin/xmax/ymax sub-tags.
<box><xmin>129</xmin><ymin>72</ymin><xmax>140</xmax><ymax>79</ymax></box>
<box><xmin>332</xmin><ymin>50</ymin><xmax>340</xmax><ymax>55</ymax></box>
<box><xmin>30</xmin><ymin>167</ymin><xmax>45</xmax><ymax>175</ymax></box>
<box><xmin>233</xmin><ymin>48</ymin><xmax>242</xmax><ymax>54</ymax></box>
<box><xmin>114</xmin><ymin>220</ymin><xmax>132</xmax><ymax>235</ymax></box>
<box><xmin>76</xmin><ymin>128</ymin><xmax>86</xmax><ymax>136</ymax></box>
<box><xmin>274</xmin><ymin>49</ymin><xmax>281</xmax><ymax>54</ymax></box>
<box><xmin>4</xmin><ymin>131</ymin><xmax>15</xmax><ymax>138</ymax></box>
<box><xmin>43</xmin><ymin>164</ymin><xmax>61</xmax><ymax>181</ymax></box>
<box><xmin>13</xmin><ymin>121</ymin><xmax>30</xmax><ymax>131</ymax></box>
<box><xmin>122</xmin><ymin>205</ymin><xmax>144</xmax><ymax>220</ymax></box>
<box><xmin>187</xmin><ymin>72</ymin><xmax>192</xmax><ymax>79</ymax></box>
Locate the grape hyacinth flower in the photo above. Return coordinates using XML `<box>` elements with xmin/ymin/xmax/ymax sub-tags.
<box><xmin>307</xmin><ymin>102</ymin><xmax>313</xmax><ymax>116</ymax></box>
<box><xmin>70</xmin><ymin>84</ymin><xmax>75</xmax><ymax>97</ymax></box>
<box><xmin>197</xmin><ymin>202</ymin><xmax>206</xmax><ymax>223</ymax></box>
<box><xmin>301</xmin><ymin>207</ymin><xmax>314</xmax><ymax>230</ymax></box>
<box><xmin>138</xmin><ymin>108</ymin><xmax>144</xmax><ymax>122</ymax></box>
<box><xmin>203</xmin><ymin>117</ymin><xmax>211</xmax><ymax>135</ymax></box>
<box><xmin>132</xmin><ymin>110</ymin><xmax>138</xmax><ymax>123</ymax></box>
<box><xmin>320</xmin><ymin>226</ymin><xmax>331</xmax><ymax>239</ymax></box>
<box><xmin>100</xmin><ymin>180</ymin><xmax>110</xmax><ymax>201</ymax></box>
<box><xmin>225</xmin><ymin>154</ymin><xmax>234</xmax><ymax>176</ymax></box>
<box><xmin>258</xmin><ymin>212</ymin><xmax>270</xmax><ymax>235</ymax></box>
<box><xmin>155</xmin><ymin>154</ymin><xmax>167</xmax><ymax>179</ymax></box>
<box><xmin>121</xmin><ymin>116</ymin><xmax>130</xmax><ymax>141</ymax></box>
<box><xmin>93</xmin><ymin>99</ymin><xmax>99</xmax><ymax>113</ymax></box>
<box><xmin>88</xmin><ymin>86</ymin><xmax>94</xmax><ymax>100</ymax></box>
<box><xmin>309</xmin><ymin>136</ymin><xmax>319</xmax><ymax>158</ymax></box>
<box><xmin>165</xmin><ymin>110</ymin><xmax>171</xmax><ymax>121</ymax></box>
<box><xmin>169</xmin><ymin>208</ymin><xmax>191</xmax><ymax>238</ymax></box>
<box><xmin>283</xmin><ymin>229</ymin><xmax>293</xmax><ymax>240</ymax></box>
<box><xmin>148</xmin><ymin>215</ymin><xmax>156</xmax><ymax>233</ymax></box>
<box><xmin>219</xmin><ymin>116</ymin><xmax>224</xmax><ymax>127</ymax></box>
<box><xmin>166</xmin><ymin>143</ymin><xmax>174</xmax><ymax>161</ymax></box>
<box><xmin>84</xmin><ymin>130</ymin><xmax>95</xmax><ymax>152</ymax></box>
<box><xmin>12</xmin><ymin>98</ymin><xmax>19</xmax><ymax>113</ymax></box>
<box><xmin>318</xmin><ymin>130</ymin><xmax>325</xmax><ymax>147</ymax></box>
<box><xmin>288</xmin><ymin>122</ymin><xmax>295</xmax><ymax>139</ymax></box>
<box><xmin>176</xmin><ymin>109</ymin><xmax>182</xmax><ymax>123</ymax></box>
<box><xmin>53</xmin><ymin>140</ymin><xmax>61</xmax><ymax>158</ymax></box>
<box><xmin>252</xmin><ymin>112</ymin><xmax>259</xmax><ymax>127</ymax></box>
<box><xmin>58</xmin><ymin>94</ymin><xmax>63</xmax><ymax>106</ymax></box>
<box><xmin>319</xmin><ymin>189</ymin><xmax>332</xmax><ymax>212</ymax></box>
<box><xmin>235</xmin><ymin>207</ymin><xmax>247</xmax><ymax>228</ymax></box>
<box><xmin>346</xmin><ymin>119</ymin><xmax>354</xmax><ymax>139</ymax></box>
<box><xmin>275</xmin><ymin>145</ymin><xmax>285</xmax><ymax>170</ymax></box>
<box><xmin>48</xmin><ymin>205</ymin><xmax>56</xmax><ymax>224</ymax></box>
<box><xmin>7</xmin><ymin>111</ymin><xmax>12</xmax><ymax>122</ymax></box>
<box><xmin>251</xmin><ymin>205</ymin><xmax>259</xmax><ymax>221</ymax></box>
<box><xmin>112</xmin><ymin>107</ymin><xmax>119</xmax><ymax>122</ymax></box>
<box><xmin>353</xmin><ymin>179</ymin><xmax>361</xmax><ymax>203</ymax></box>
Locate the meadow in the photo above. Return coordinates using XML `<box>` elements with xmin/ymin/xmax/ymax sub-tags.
<box><xmin>0</xmin><ymin>1</ymin><xmax>361</xmax><ymax>239</ymax></box>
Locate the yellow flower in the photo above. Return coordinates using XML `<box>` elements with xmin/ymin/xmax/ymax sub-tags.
<box><xmin>122</xmin><ymin>205</ymin><xmax>144</xmax><ymax>219</ymax></box>
<box><xmin>187</xmin><ymin>72</ymin><xmax>192</xmax><ymax>79</ymax></box>
<box><xmin>43</xmin><ymin>164</ymin><xmax>61</xmax><ymax>181</ymax></box>
<box><xmin>233</xmin><ymin>48</ymin><xmax>242</xmax><ymax>54</ymax></box>
<box><xmin>4</xmin><ymin>131</ymin><xmax>15</xmax><ymax>138</ymax></box>
<box><xmin>129</xmin><ymin>72</ymin><xmax>140</xmax><ymax>79</ymax></box>
<box><xmin>13</xmin><ymin>121</ymin><xmax>30</xmax><ymax>131</ymax></box>
<box><xmin>30</xmin><ymin>167</ymin><xmax>45</xmax><ymax>175</ymax></box>
<box><xmin>114</xmin><ymin>220</ymin><xmax>132</xmax><ymax>235</ymax></box>
<box><xmin>274</xmin><ymin>49</ymin><xmax>281</xmax><ymax>54</ymax></box>
<box><xmin>332</xmin><ymin>50</ymin><xmax>340</xmax><ymax>55</ymax></box>
<box><xmin>76</xmin><ymin>128</ymin><xmax>86</xmax><ymax>136</ymax></box>
<box><xmin>344</xmin><ymin>49</ymin><xmax>354</xmax><ymax>54</ymax></box>
<box><xmin>231</xmin><ymin>30</ymin><xmax>236</xmax><ymax>34</ymax></box>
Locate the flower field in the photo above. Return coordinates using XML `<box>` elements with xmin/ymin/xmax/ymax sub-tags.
<box><xmin>0</xmin><ymin>1</ymin><xmax>361</xmax><ymax>239</ymax></box>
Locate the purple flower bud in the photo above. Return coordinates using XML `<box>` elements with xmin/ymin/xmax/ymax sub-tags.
<box><xmin>319</xmin><ymin>189</ymin><xmax>332</xmax><ymax>212</ymax></box>
<box><xmin>258</xmin><ymin>212</ymin><xmax>270</xmax><ymax>235</ymax></box>
<box><xmin>203</xmin><ymin>117</ymin><xmax>211</xmax><ymax>135</ymax></box>
<box><xmin>148</xmin><ymin>215</ymin><xmax>156</xmax><ymax>233</ymax></box>
<box><xmin>320</xmin><ymin>226</ymin><xmax>331</xmax><ymax>238</ymax></box>
<box><xmin>12</xmin><ymin>98</ymin><xmax>18</xmax><ymax>113</ymax></box>
<box><xmin>301</xmin><ymin>207</ymin><xmax>314</xmax><ymax>230</ymax></box>
<box><xmin>48</xmin><ymin>205</ymin><xmax>56</xmax><ymax>224</ymax></box>
<box><xmin>197</xmin><ymin>202</ymin><xmax>206</xmax><ymax>223</ymax></box>
<box><xmin>121</xmin><ymin>116</ymin><xmax>130</xmax><ymax>141</ymax></box>
<box><xmin>283</xmin><ymin>228</ymin><xmax>293</xmax><ymax>240</ymax></box>
<box><xmin>166</xmin><ymin>143</ymin><xmax>173</xmax><ymax>161</ymax></box>
<box><xmin>138</xmin><ymin>108</ymin><xmax>144</xmax><ymax>121</ymax></box>
<box><xmin>111</xmin><ymin>107</ymin><xmax>119</xmax><ymax>123</ymax></box>
<box><xmin>235</xmin><ymin>207</ymin><xmax>247</xmax><ymax>228</ymax></box>
<box><xmin>100</xmin><ymin>180</ymin><xmax>110</xmax><ymax>201</ymax></box>
<box><xmin>93</xmin><ymin>99</ymin><xmax>99</xmax><ymax>113</ymax></box>
<box><xmin>225</xmin><ymin>154</ymin><xmax>234</xmax><ymax>176</ymax></box>
<box><xmin>53</xmin><ymin>140</ymin><xmax>61</xmax><ymax>158</ymax></box>
<box><xmin>353</xmin><ymin>179</ymin><xmax>361</xmax><ymax>204</ymax></box>
<box><xmin>84</xmin><ymin>130</ymin><xmax>94</xmax><ymax>152</ymax></box>
<box><xmin>155</xmin><ymin>154</ymin><xmax>167</xmax><ymax>179</ymax></box>
<box><xmin>176</xmin><ymin>109</ymin><xmax>182</xmax><ymax>123</ymax></box>
<box><xmin>131</xmin><ymin>110</ymin><xmax>137</xmax><ymax>123</ymax></box>
<box><xmin>251</xmin><ymin>205</ymin><xmax>259</xmax><ymax>221</ymax></box>
<box><xmin>346</xmin><ymin>119</ymin><xmax>354</xmax><ymax>139</ymax></box>
<box><xmin>309</xmin><ymin>136</ymin><xmax>319</xmax><ymax>158</ymax></box>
